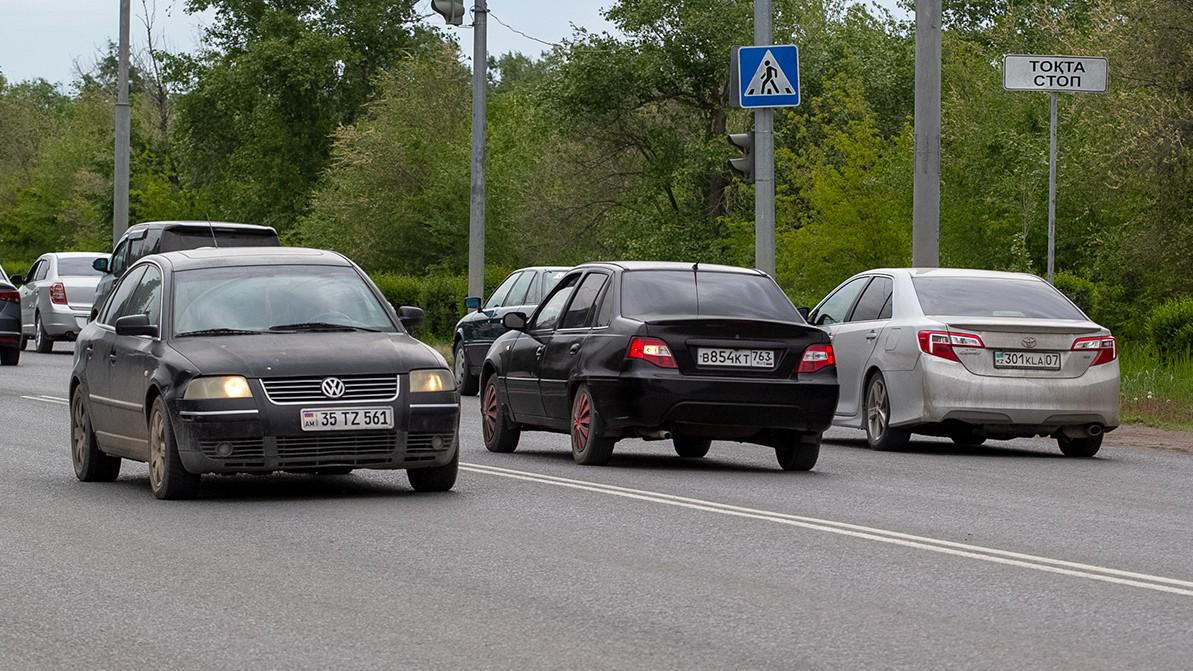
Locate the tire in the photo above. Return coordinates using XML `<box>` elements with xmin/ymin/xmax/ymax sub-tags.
<box><xmin>454</xmin><ymin>344</ymin><xmax>479</xmax><ymax>396</ymax></box>
<box><xmin>481</xmin><ymin>377</ymin><xmax>520</xmax><ymax>453</ymax></box>
<box><xmin>19</xmin><ymin>336</ymin><xmax>28</xmax><ymax>351</ymax></box>
<box><xmin>775</xmin><ymin>431</ymin><xmax>821</xmax><ymax>471</ymax></box>
<box><xmin>71</xmin><ymin>386</ymin><xmax>120</xmax><ymax>482</ymax></box>
<box><xmin>864</xmin><ymin>373</ymin><xmax>910</xmax><ymax>451</ymax></box>
<box><xmin>570</xmin><ymin>385</ymin><xmax>616</xmax><ymax>466</ymax></box>
<box><xmin>0</xmin><ymin>348</ymin><xmax>18</xmax><ymax>366</ymax></box>
<box><xmin>407</xmin><ymin>447</ymin><xmax>459</xmax><ymax>492</ymax></box>
<box><xmin>33</xmin><ymin>313</ymin><xmax>53</xmax><ymax>353</ymax></box>
<box><xmin>147</xmin><ymin>397</ymin><xmax>200</xmax><ymax>500</ymax></box>
<box><xmin>673</xmin><ymin>436</ymin><xmax>711</xmax><ymax>458</ymax></box>
<box><xmin>1058</xmin><ymin>433</ymin><xmax>1103</xmax><ymax>458</ymax></box>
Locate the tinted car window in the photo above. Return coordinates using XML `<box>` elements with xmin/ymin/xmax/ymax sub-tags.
<box><xmin>120</xmin><ymin>265</ymin><xmax>163</xmax><ymax>326</ymax></box>
<box><xmin>173</xmin><ymin>265</ymin><xmax>396</xmax><ymax>335</ymax></box>
<box><xmin>912</xmin><ymin>277</ymin><xmax>1086</xmax><ymax>320</ymax></box>
<box><xmin>620</xmin><ymin>270</ymin><xmax>799</xmax><ymax>321</ymax></box>
<box><xmin>531</xmin><ymin>274</ymin><xmax>580</xmax><ymax>331</ymax></box>
<box><xmin>32</xmin><ymin>260</ymin><xmax>49</xmax><ymax>281</ymax></box>
<box><xmin>505</xmin><ymin>271</ymin><xmax>537</xmax><ymax>306</ymax></box>
<box><xmin>560</xmin><ymin>273</ymin><xmax>609</xmax><ymax>329</ymax></box>
<box><xmin>539</xmin><ymin>271</ymin><xmax>567</xmax><ymax>303</ymax></box>
<box><xmin>57</xmin><ymin>257</ymin><xmax>105</xmax><ymax>277</ymax></box>
<box><xmin>485</xmin><ymin>273</ymin><xmax>522</xmax><ymax>310</ymax></box>
<box><xmin>849</xmin><ymin>276</ymin><xmax>893</xmax><ymax>322</ymax></box>
<box><xmin>110</xmin><ymin>241</ymin><xmax>130</xmax><ymax>276</ymax></box>
<box><xmin>101</xmin><ymin>266</ymin><xmax>147</xmax><ymax>325</ymax></box>
<box><xmin>159</xmin><ymin>229</ymin><xmax>279</xmax><ymax>252</ymax></box>
<box><xmin>812</xmin><ymin>277</ymin><xmax>869</xmax><ymax>326</ymax></box>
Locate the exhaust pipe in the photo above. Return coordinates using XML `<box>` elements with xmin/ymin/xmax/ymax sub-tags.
<box><xmin>1062</xmin><ymin>424</ymin><xmax>1103</xmax><ymax>439</ymax></box>
<box><xmin>1087</xmin><ymin>423</ymin><xmax>1103</xmax><ymax>437</ymax></box>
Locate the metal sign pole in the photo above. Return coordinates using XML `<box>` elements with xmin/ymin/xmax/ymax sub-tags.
<box><xmin>754</xmin><ymin>0</ymin><xmax>775</xmax><ymax>276</ymax></box>
<box><xmin>1047</xmin><ymin>91</ymin><xmax>1058</xmax><ymax>284</ymax></box>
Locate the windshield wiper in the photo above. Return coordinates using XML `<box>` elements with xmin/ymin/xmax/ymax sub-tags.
<box><xmin>267</xmin><ymin>322</ymin><xmax>379</xmax><ymax>333</ymax></box>
<box><xmin>175</xmin><ymin>328</ymin><xmax>264</xmax><ymax>338</ymax></box>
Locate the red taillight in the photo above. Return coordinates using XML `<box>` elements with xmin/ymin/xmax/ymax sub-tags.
<box><xmin>49</xmin><ymin>282</ymin><xmax>68</xmax><ymax>305</ymax></box>
<box><xmin>917</xmin><ymin>330</ymin><xmax>985</xmax><ymax>362</ymax></box>
<box><xmin>627</xmin><ymin>337</ymin><xmax>677</xmax><ymax>369</ymax></box>
<box><xmin>798</xmin><ymin>343</ymin><xmax>835</xmax><ymax>374</ymax></box>
<box><xmin>1073</xmin><ymin>335</ymin><xmax>1117</xmax><ymax>366</ymax></box>
<box><xmin>0</xmin><ymin>290</ymin><xmax>18</xmax><ymax>304</ymax></box>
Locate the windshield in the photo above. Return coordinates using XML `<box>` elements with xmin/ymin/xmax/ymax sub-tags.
<box><xmin>172</xmin><ymin>265</ymin><xmax>396</xmax><ymax>336</ymax></box>
<box><xmin>912</xmin><ymin>276</ymin><xmax>1086</xmax><ymax>320</ymax></box>
<box><xmin>621</xmin><ymin>270</ymin><xmax>800</xmax><ymax>321</ymax></box>
<box><xmin>57</xmin><ymin>257</ymin><xmax>105</xmax><ymax>277</ymax></box>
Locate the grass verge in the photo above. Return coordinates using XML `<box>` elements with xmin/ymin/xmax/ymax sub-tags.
<box><xmin>1119</xmin><ymin>345</ymin><xmax>1193</xmax><ymax>430</ymax></box>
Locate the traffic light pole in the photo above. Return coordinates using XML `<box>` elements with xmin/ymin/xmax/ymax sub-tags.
<box><xmin>468</xmin><ymin>0</ymin><xmax>488</xmax><ymax>302</ymax></box>
<box><xmin>113</xmin><ymin>0</ymin><xmax>131</xmax><ymax>246</ymax></box>
<box><xmin>754</xmin><ymin>0</ymin><xmax>775</xmax><ymax>277</ymax></box>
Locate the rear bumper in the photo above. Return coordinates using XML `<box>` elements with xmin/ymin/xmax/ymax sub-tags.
<box><xmin>39</xmin><ymin>304</ymin><xmax>90</xmax><ymax>338</ymax></box>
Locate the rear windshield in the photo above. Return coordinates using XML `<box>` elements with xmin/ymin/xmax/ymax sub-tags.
<box><xmin>621</xmin><ymin>270</ymin><xmax>800</xmax><ymax>321</ymax></box>
<box><xmin>160</xmin><ymin>229</ymin><xmax>279</xmax><ymax>253</ymax></box>
<box><xmin>57</xmin><ymin>257</ymin><xmax>105</xmax><ymax>277</ymax></box>
<box><xmin>912</xmin><ymin>277</ymin><xmax>1085</xmax><ymax>320</ymax></box>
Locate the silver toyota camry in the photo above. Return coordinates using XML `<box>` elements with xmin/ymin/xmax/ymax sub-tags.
<box><xmin>807</xmin><ymin>268</ymin><xmax>1119</xmax><ymax>457</ymax></box>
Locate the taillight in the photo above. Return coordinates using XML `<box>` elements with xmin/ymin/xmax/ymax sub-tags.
<box><xmin>49</xmin><ymin>282</ymin><xmax>68</xmax><ymax>305</ymax></box>
<box><xmin>626</xmin><ymin>337</ymin><xmax>677</xmax><ymax>369</ymax></box>
<box><xmin>918</xmin><ymin>330</ymin><xmax>985</xmax><ymax>362</ymax></box>
<box><xmin>0</xmin><ymin>290</ymin><xmax>18</xmax><ymax>304</ymax></box>
<box><xmin>798</xmin><ymin>343</ymin><xmax>835</xmax><ymax>373</ymax></box>
<box><xmin>1073</xmin><ymin>335</ymin><xmax>1117</xmax><ymax>366</ymax></box>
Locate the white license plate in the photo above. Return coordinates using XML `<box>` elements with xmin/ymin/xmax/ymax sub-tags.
<box><xmin>993</xmin><ymin>351</ymin><xmax>1062</xmax><ymax>370</ymax></box>
<box><xmin>695</xmin><ymin>348</ymin><xmax>775</xmax><ymax>368</ymax></box>
<box><xmin>301</xmin><ymin>407</ymin><xmax>394</xmax><ymax>431</ymax></box>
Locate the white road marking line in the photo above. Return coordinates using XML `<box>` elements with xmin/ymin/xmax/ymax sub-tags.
<box><xmin>460</xmin><ymin>462</ymin><xmax>1193</xmax><ymax>598</ymax></box>
<box><xmin>20</xmin><ymin>395</ymin><xmax>69</xmax><ymax>406</ymax></box>
<box><xmin>39</xmin><ymin>395</ymin><xmax>69</xmax><ymax>402</ymax></box>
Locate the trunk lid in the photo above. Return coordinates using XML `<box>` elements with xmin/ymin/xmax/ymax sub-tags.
<box><xmin>642</xmin><ymin>316</ymin><xmax>828</xmax><ymax>378</ymax></box>
<box><xmin>935</xmin><ymin>317</ymin><xmax>1106</xmax><ymax>379</ymax></box>
<box><xmin>61</xmin><ymin>276</ymin><xmax>101</xmax><ymax>311</ymax></box>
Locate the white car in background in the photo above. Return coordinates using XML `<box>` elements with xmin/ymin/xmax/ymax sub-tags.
<box><xmin>10</xmin><ymin>252</ymin><xmax>109</xmax><ymax>353</ymax></box>
<box><xmin>807</xmin><ymin>268</ymin><xmax>1119</xmax><ymax>457</ymax></box>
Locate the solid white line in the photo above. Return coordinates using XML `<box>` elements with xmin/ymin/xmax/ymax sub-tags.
<box><xmin>20</xmin><ymin>395</ymin><xmax>68</xmax><ymax>406</ymax></box>
<box><xmin>460</xmin><ymin>462</ymin><xmax>1193</xmax><ymax>598</ymax></box>
<box><xmin>39</xmin><ymin>394</ymin><xmax>69</xmax><ymax>402</ymax></box>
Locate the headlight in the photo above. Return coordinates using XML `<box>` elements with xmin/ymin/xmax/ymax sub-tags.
<box><xmin>183</xmin><ymin>376</ymin><xmax>253</xmax><ymax>400</ymax></box>
<box><xmin>410</xmin><ymin>369</ymin><xmax>454</xmax><ymax>393</ymax></box>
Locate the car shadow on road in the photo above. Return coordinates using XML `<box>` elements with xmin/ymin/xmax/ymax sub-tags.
<box><xmin>824</xmin><ymin>437</ymin><xmax>1068</xmax><ymax>459</ymax></box>
<box><xmin>489</xmin><ymin>447</ymin><xmax>812</xmax><ymax>474</ymax></box>
<box><xmin>103</xmin><ymin>472</ymin><xmax>433</xmax><ymax>501</ymax></box>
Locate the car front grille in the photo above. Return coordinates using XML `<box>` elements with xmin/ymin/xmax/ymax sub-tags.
<box><xmin>275</xmin><ymin>432</ymin><xmax>397</xmax><ymax>467</ymax></box>
<box><xmin>260</xmin><ymin>375</ymin><xmax>399</xmax><ymax>405</ymax></box>
<box><xmin>405</xmin><ymin>432</ymin><xmax>456</xmax><ymax>463</ymax></box>
<box><xmin>197</xmin><ymin>438</ymin><xmax>266</xmax><ymax>468</ymax></box>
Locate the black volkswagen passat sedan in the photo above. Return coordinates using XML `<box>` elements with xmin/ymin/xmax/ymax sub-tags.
<box><xmin>69</xmin><ymin>248</ymin><xmax>459</xmax><ymax>499</ymax></box>
<box><xmin>479</xmin><ymin>262</ymin><xmax>839</xmax><ymax>470</ymax></box>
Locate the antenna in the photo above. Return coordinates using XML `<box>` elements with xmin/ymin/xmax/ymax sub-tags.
<box><xmin>205</xmin><ymin>216</ymin><xmax>219</xmax><ymax>248</ymax></box>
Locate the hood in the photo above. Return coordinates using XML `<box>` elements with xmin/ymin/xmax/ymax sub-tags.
<box><xmin>170</xmin><ymin>332</ymin><xmax>446</xmax><ymax>378</ymax></box>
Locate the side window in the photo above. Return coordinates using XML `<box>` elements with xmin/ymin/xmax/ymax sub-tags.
<box><xmin>26</xmin><ymin>260</ymin><xmax>42</xmax><ymax>282</ymax></box>
<box><xmin>594</xmin><ymin>279</ymin><xmax>615</xmax><ymax>327</ymax></box>
<box><xmin>109</xmin><ymin>240</ymin><xmax>130</xmax><ymax>276</ymax></box>
<box><xmin>100</xmin><ymin>266</ymin><xmax>147</xmax><ymax>325</ymax></box>
<box><xmin>484</xmin><ymin>272</ymin><xmax>522</xmax><ymax>310</ymax></box>
<box><xmin>539</xmin><ymin>271</ymin><xmax>565</xmax><ymax>304</ymax></box>
<box><xmin>848</xmin><ymin>276</ymin><xmax>893</xmax><ymax>322</ymax></box>
<box><xmin>812</xmin><ymin>277</ymin><xmax>870</xmax><ymax>326</ymax></box>
<box><xmin>504</xmin><ymin>271</ymin><xmax>537</xmax><ymax>307</ymax></box>
<box><xmin>32</xmin><ymin>260</ymin><xmax>49</xmax><ymax>281</ymax></box>
<box><xmin>530</xmin><ymin>273</ymin><xmax>580</xmax><ymax>332</ymax></box>
<box><xmin>128</xmin><ymin>234</ymin><xmax>147</xmax><ymax>264</ymax></box>
<box><xmin>878</xmin><ymin>294</ymin><xmax>893</xmax><ymax>320</ymax></box>
<box><xmin>120</xmin><ymin>265</ymin><xmax>163</xmax><ymax>326</ymax></box>
<box><xmin>560</xmin><ymin>273</ymin><xmax>609</xmax><ymax>329</ymax></box>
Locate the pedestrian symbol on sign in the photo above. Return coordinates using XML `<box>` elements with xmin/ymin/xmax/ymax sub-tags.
<box><xmin>731</xmin><ymin>44</ymin><xmax>800</xmax><ymax>109</ymax></box>
<box><xmin>746</xmin><ymin>52</ymin><xmax>794</xmax><ymax>96</ymax></box>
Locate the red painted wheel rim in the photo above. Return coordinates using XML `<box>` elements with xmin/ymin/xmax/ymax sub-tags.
<box><xmin>482</xmin><ymin>383</ymin><xmax>499</xmax><ymax>444</ymax></box>
<box><xmin>572</xmin><ymin>391</ymin><xmax>592</xmax><ymax>454</ymax></box>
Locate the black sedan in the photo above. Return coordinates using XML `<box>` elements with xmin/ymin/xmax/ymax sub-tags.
<box><xmin>1</xmin><ymin>277</ymin><xmax>19</xmax><ymax>365</ymax></box>
<box><xmin>479</xmin><ymin>262</ymin><xmax>839</xmax><ymax>470</ymax></box>
<box><xmin>69</xmin><ymin>248</ymin><xmax>460</xmax><ymax>499</ymax></box>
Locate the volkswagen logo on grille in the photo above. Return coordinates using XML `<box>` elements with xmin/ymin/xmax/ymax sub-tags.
<box><xmin>321</xmin><ymin>377</ymin><xmax>346</xmax><ymax>399</ymax></box>
<box><xmin>1022</xmin><ymin>336</ymin><xmax>1038</xmax><ymax>349</ymax></box>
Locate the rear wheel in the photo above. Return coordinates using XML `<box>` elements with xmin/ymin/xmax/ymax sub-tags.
<box><xmin>148</xmin><ymin>398</ymin><xmax>200</xmax><ymax>500</ymax></box>
<box><xmin>407</xmin><ymin>448</ymin><xmax>459</xmax><ymax>492</ymax></box>
<box><xmin>454</xmin><ymin>344</ymin><xmax>479</xmax><ymax>396</ymax></box>
<box><xmin>481</xmin><ymin>377</ymin><xmax>520</xmax><ymax>453</ymax></box>
<box><xmin>71</xmin><ymin>386</ymin><xmax>120</xmax><ymax>482</ymax></box>
<box><xmin>571</xmin><ymin>385</ymin><xmax>615</xmax><ymax>466</ymax></box>
<box><xmin>1058</xmin><ymin>434</ymin><xmax>1102</xmax><ymax>458</ymax></box>
<box><xmin>775</xmin><ymin>432</ymin><xmax>821</xmax><ymax>471</ymax></box>
<box><xmin>0</xmin><ymin>348</ymin><xmax>17</xmax><ymax>366</ymax></box>
<box><xmin>33</xmin><ymin>313</ymin><xmax>53</xmax><ymax>353</ymax></box>
<box><xmin>864</xmin><ymin>373</ymin><xmax>910</xmax><ymax>451</ymax></box>
<box><xmin>673</xmin><ymin>436</ymin><xmax>711</xmax><ymax>458</ymax></box>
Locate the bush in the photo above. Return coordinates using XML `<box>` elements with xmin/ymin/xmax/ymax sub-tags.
<box><xmin>1148</xmin><ymin>298</ymin><xmax>1193</xmax><ymax>362</ymax></box>
<box><xmin>367</xmin><ymin>268</ymin><xmax>516</xmax><ymax>342</ymax></box>
<box><xmin>1053</xmin><ymin>272</ymin><xmax>1097</xmax><ymax>317</ymax></box>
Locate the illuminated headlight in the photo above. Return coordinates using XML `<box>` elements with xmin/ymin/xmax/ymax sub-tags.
<box><xmin>183</xmin><ymin>376</ymin><xmax>253</xmax><ymax>400</ymax></box>
<box><xmin>410</xmin><ymin>369</ymin><xmax>454</xmax><ymax>393</ymax></box>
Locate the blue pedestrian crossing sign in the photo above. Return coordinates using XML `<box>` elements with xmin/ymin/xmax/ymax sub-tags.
<box><xmin>731</xmin><ymin>45</ymin><xmax>800</xmax><ymax>109</ymax></box>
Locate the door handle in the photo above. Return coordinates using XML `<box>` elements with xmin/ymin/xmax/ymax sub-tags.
<box><xmin>569</xmin><ymin>343</ymin><xmax>581</xmax><ymax>355</ymax></box>
<box><xmin>535</xmin><ymin>346</ymin><xmax>544</xmax><ymax>358</ymax></box>
<box><xmin>865</xmin><ymin>331</ymin><xmax>879</xmax><ymax>341</ymax></box>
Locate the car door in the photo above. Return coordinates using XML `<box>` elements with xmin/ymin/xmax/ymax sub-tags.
<box><xmin>85</xmin><ymin>265</ymin><xmax>146</xmax><ymax>443</ymax></box>
<box><xmin>538</xmin><ymin>271</ymin><xmax>610</xmax><ymax>422</ymax></box>
<box><xmin>108</xmin><ymin>264</ymin><xmax>163</xmax><ymax>451</ymax></box>
<box><xmin>504</xmin><ymin>273</ymin><xmax>580</xmax><ymax>422</ymax></box>
<box><xmin>828</xmin><ymin>276</ymin><xmax>894</xmax><ymax>419</ymax></box>
<box><xmin>809</xmin><ymin>276</ymin><xmax>872</xmax><ymax>419</ymax></box>
<box><xmin>18</xmin><ymin>259</ymin><xmax>45</xmax><ymax>332</ymax></box>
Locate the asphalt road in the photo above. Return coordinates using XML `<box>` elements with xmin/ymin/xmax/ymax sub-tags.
<box><xmin>3</xmin><ymin>346</ymin><xmax>1193</xmax><ymax>669</ymax></box>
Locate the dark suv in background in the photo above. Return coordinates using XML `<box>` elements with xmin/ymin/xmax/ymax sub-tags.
<box><xmin>93</xmin><ymin>221</ymin><xmax>279</xmax><ymax>309</ymax></box>
<box><xmin>452</xmin><ymin>266</ymin><xmax>568</xmax><ymax>395</ymax></box>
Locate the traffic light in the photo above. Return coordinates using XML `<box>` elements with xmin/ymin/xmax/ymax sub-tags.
<box><xmin>728</xmin><ymin>131</ymin><xmax>755</xmax><ymax>183</ymax></box>
<box><xmin>431</xmin><ymin>0</ymin><xmax>465</xmax><ymax>26</ymax></box>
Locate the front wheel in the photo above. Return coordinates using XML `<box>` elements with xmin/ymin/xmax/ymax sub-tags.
<box><xmin>775</xmin><ymin>432</ymin><xmax>821</xmax><ymax>471</ymax></box>
<box><xmin>407</xmin><ymin>448</ymin><xmax>459</xmax><ymax>492</ymax></box>
<box><xmin>1058</xmin><ymin>433</ymin><xmax>1102</xmax><ymax>458</ymax></box>
<box><xmin>454</xmin><ymin>344</ymin><xmax>479</xmax><ymax>396</ymax></box>
<box><xmin>864</xmin><ymin>373</ymin><xmax>910</xmax><ymax>451</ymax></box>
<box><xmin>34</xmin><ymin>313</ymin><xmax>53</xmax><ymax>353</ymax></box>
<box><xmin>71</xmin><ymin>387</ymin><xmax>120</xmax><ymax>481</ymax></box>
<box><xmin>481</xmin><ymin>377</ymin><xmax>520</xmax><ymax>453</ymax></box>
<box><xmin>673</xmin><ymin>436</ymin><xmax>711</xmax><ymax>458</ymax></box>
<box><xmin>571</xmin><ymin>385</ymin><xmax>615</xmax><ymax>466</ymax></box>
<box><xmin>148</xmin><ymin>398</ymin><xmax>200</xmax><ymax>500</ymax></box>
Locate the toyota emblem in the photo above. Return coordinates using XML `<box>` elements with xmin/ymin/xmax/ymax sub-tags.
<box><xmin>321</xmin><ymin>377</ymin><xmax>346</xmax><ymax>398</ymax></box>
<box><xmin>1022</xmin><ymin>336</ymin><xmax>1038</xmax><ymax>349</ymax></box>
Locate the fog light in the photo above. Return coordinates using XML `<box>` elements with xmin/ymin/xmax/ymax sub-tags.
<box><xmin>431</xmin><ymin>435</ymin><xmax>445</xmax><ymax>450</ymax></box>
<box><xmin>215</xmin><ymin>442</ymin><xmax>234</xmax><ymax>458</ymax></box>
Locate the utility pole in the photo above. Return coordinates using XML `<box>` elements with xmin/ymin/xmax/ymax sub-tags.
<box><xmin>113</xmin><ymin>0</ymin><xmax>132</xmax><ymax>246</ymax></box>
<box><xmin>1046</xmin><ymin>91</ymin><xmax>1058</xmax><ymax>283</ymax></box>
<box><xmin>912</xmin><ymin>0</ymin><xmax>941</xmax><ymax>267</ymax></box>
<box><xmin>753</xmin><ymin>0</ymin><xmax>775</xmax><ymax>277</ymax></box>
<box><xmin>468</xmin><ymin>1</ymin><xmax>488</xmax><ymax>302</ymax></box>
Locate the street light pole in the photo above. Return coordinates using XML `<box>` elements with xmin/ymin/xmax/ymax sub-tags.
<box><xmin>468</xmin><ymin>0</ymin><xmax>488</xmax><ymax>302</ymax></box>
<box><xmin>113</xmin><ymin>0</ymin><xmax>132</xmax><ymax>246</ymax></box>
<box><xmin>912</xmin><ymin>0</ymin><xmax>941</xmax><ymax>267</ymax></box>
<box><xmin>754</xmin><ymin>0</ymin><xmax>775</xmax><ymax>277</ymax></box>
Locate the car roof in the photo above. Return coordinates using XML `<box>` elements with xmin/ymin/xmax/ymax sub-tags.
<box><xmin>126</xmin><ymin>220</ymin><xmax>276</xmax><ymax>233</ymax></box>
<box><xmin>514</xmin><ymin>266</ymin><xmax>570</xmax><ymax>273</ymax></box>
<box><xmin>147</xmin><ymin>247</ymin><xmax>352</xmax><ymax>271</ymax></box>
<box><xmin>868</xmin><ymin>267</ymin><xmax>1045</xmax><ymax>282</ymax></box>
<box><xmin>573</xmin><ymin>261</ymin><xmax>766</xmax><ymax>275</ymax></box>
<box><xmin>43</xmin><ymin>251</ymin><xmax>108</xmax><ymax>259</ymax></box>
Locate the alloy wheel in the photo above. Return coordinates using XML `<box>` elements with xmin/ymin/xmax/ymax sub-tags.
<box><xmin>482</xmin><ymin>383</ymin><xmax>499</xmax><ymax>444</ymax></box>
<box><xmin>455</xmin><ymin>351</ymin><xmax>467</xmax><ymax>388</ymax></box>
<box><xmin>71</xmin><ymin>393</ymin><xmax>88</xmax><ymax>469</ymax></box>
<box><xmin>867</xmin><ymin>377</ymin><xmax>888</xmax><ymax>440</ymax></box>
<box><xmin>148</xmin><ymin>410</ymin><xmax>166</xmax><ymax>491</ymax></box>
<box><xmin>571</xmin><ymin>391</ymin><xmax>592</xmax><ymax>454</ymax></box>
<box><xmin>34</xmin><ymin>316</ymin><xmax>44</xmax><ymax>351</ymax></box>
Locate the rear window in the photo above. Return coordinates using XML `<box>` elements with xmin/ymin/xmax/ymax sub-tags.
<box><xmin>621</xmin><ymin>270</ymin><xmax>800</xmax><ymax>321</ymax></box>
<box><xmin>160</xmin><ymin>228</ymin><xmax>280</xmax><ymax>253</ymax></box>
<box><xmin>57</xmin><ymin>257</ymin><xmax>105</xmax><ymax>277</ymax></box>
<box><xmin>912</xmin><ymin>277</ymin><xmax>1085</xmax><ymax>320</ymax></box>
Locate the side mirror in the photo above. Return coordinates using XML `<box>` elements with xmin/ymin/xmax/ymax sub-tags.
<box><xmin>797</xmin><ymin>306</ymin><xmax>811</xmax><ymax>321</ymax></box>
<box><xmin>8</xmin><ymin>275</ymin><xmax>23</xmax><ymax>286</ymax></box>
<box><xmin>114</xmin><ymin>314</ymin><xmax>158</xmax><ymax>337</ymax></box>
<box><xmin>502</xmin><ymin>312</ymin><xmax>528</xmax><ymax>331</ymax></box>
<box><xmin>92</xmin><ymin>257</ymin><xmax>109</xmax><ymax>273</ymax></box>
<box><xmin>464</xmin><ymin>296</ymin><xmax>481</xmax><ymax>311</ymax></box>
<box><xmin>397</xmin><ymin>305</ymin><xmax>425</xmax><ymax>330</ymax></box>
